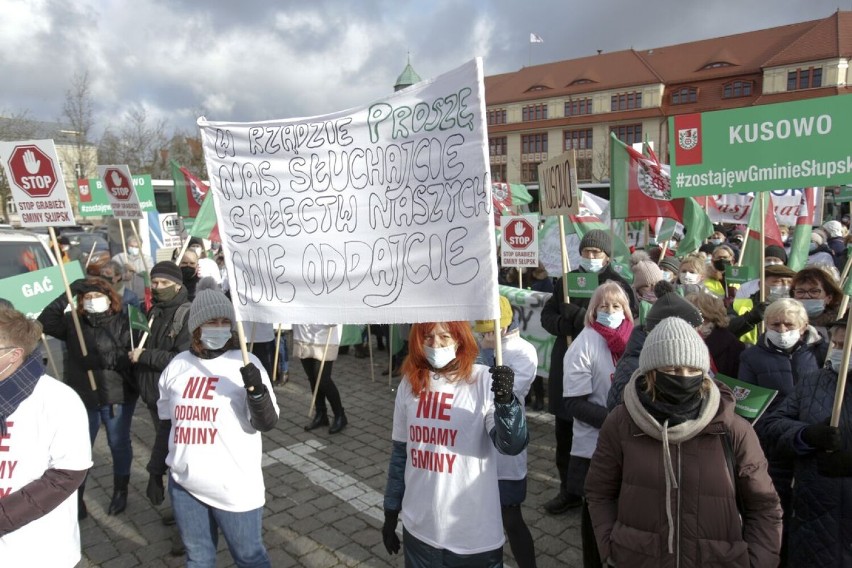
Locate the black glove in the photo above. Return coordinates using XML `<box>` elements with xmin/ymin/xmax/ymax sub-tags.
<box><xmin>146</xmin><ymin>474</ymin><xmax>164</xmax><ymax>506</ymax></box>
<box><xmin>817</xmin><ymin>451</ymin><xmax>852</xmax><ymax>477</ymax></box>
<box><xmin>559</xmin><ymin>302</ymin><xmax>586</xmax><ymax>332</ymax></box>
<box><xmin>802</xmin><ymin>422</ymin><xmax>842</xmax><ymax>451</ymax></box>
<box><xmin>240</xmin><ymin>362</ymin><xmax>264</xmax><ymax>393</ymax></box>
<box><xmin>746</xmin><ymin>300</ymin><xmax>768</xmax><ymax>325</ymax></box>
<box><xmin>382</xmin><ymin>510</ymin><xmax>400</xmax><ymax>555</ymax></box>
<box><xmin>81</xmin><ymin>352</ymin><xmax>102</xmax><ymax>371</ymax></box>
<box><xmin>490</xmin><ymin>365</ymin><xmax>515</xmax><ymax>404</ymax></box>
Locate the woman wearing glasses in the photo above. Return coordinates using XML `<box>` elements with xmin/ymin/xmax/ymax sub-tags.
<box><xmin>789</xmin><ymin>266</ymin><xmax>842</xmax><ymax>339</ymax></box>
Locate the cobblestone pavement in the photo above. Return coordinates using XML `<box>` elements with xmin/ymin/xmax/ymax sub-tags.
<box><xmin>77</xmin><ymin>347</ymin><xmax>583</xmax><ymax>567</ymax></box>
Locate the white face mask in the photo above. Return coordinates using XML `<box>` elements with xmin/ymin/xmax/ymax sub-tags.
<box><xmin>83</xmin><ymin>296</ymin><xmax>110</xmax><ymax>314</ymax></box>
<box><xmin>827</xmin><ymin>349</ymin><xmax>845</xmax><ymax>372</ymax></box>
<box><xmin>128</xmin><ymin>246</ymin><xmax>140</xmax><ymax>256</ymax></box>
<box><xmin>580</xmin><ymin>257</ymin><xmax>605</xmax><ymax>273</ymax></box>
<box><xmin>767</xmin><ymin>328</ymin><xmax>801</xmax><ymax>350</ymax></box>
<box><xmin>424</xmin><ymin>344</ymin><xmax>457</xmax><ymax>370</ymax></box>
<box><xmin>768</xmin><ymin>285</ymin><xmax>790</xmax><ymax>301</ymax></box>
<box><xmin>200</xmin><ymin>326</ymin><xmax>232</xmax><ymax>350</ymax></box>
<box><xmin>680</xmin><ymin>272</ymin><xmax>701</xmax><ymax>285</ymax></box>
<box><xmin>661</xmin><ymin>271</ymin><xmax>674</xmax><ymax>282</ymax></box>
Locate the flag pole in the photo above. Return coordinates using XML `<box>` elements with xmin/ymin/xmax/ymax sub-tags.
<box><xmin>830</xmin><ymin>311</ymin><xmax>852</xmax><ymax>427</ymax></box>
<box><xmin>309</xmin><ymin>327</ymin><xmax>334</xmax><ymax>416</ymax></box>
<box><xmin>388</xmin><ymin>325</ymin><xmax>394</xmax><ymax>387</ymax></box>
<box><xmin>118</xmin><ymin>219</ymin><xmax>128</xmax><ymax>259</ymax></box>
<box><xmin>558</xmin><ymin>216</ymin><xmax>571</xmax><ymax>303</ymax></box>
<box><xmin>759</xmin><ymin>191</ymin><xmax>766</xmax><ymax>304</ymax></box>
<box><xmin>272</xmin><ymin>323</ymin><xmax>283</xmax><ymax>383</ymax></box>
<box><xmin>367</xmin><ymin>324</ymin><xmax>375</xmax><ymax>383</ymax></box>
<box><xmin>657</xmin><ymin>240</ymin><xmax>669</xmax><ymax>265</ymax></box>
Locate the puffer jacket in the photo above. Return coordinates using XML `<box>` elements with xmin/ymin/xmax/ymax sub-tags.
<box><xmin>586</xmin><ymin>374</ymin><xmax>782</xmax><ymax>568</ymax></box>
<box><xmin>39</xmin><ymin>293</ymin><xmax>135</xmax><ymax>409</ymax></box>
<box><xmin>760</xmin><ymin>367</ymin><xmax>852</xmax><ymax>567</ymax></box>
<box><xmin>738</xmin><ymin>326</ymin><xmax>827</xmax><ymax>405</ymax></box>
<box><xmin>541</xmin><ymin>264</ymin><xmax>636</xmax><ymax>414</ymax></box>
<box><xmin>132</xmin><ymin>286</ymin><xmax>191</xmax><ymax>406</ymax></box>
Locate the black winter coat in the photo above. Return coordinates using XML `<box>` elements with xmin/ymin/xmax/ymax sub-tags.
<box><xmin>760</xmin><ymin>368</ymin><xmax>852</xmax><ymax>567</ymax></box>
<box><xmin>39</xmin><ymin>293</ymin><xmax>135</xmax><ymax>409</ymax></box>
<box><xmin>541</xmin><ymin>264</ymin><xmax>636</xmax><ymax>414</ymax></box>
<box><xmin>133</xmin><ymin>287</ymin><xmax>192</xmax><ymax>406</ymax></box>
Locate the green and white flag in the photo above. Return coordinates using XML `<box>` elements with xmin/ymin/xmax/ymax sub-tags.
<box><xmin>715</xmin><ymin>374</ymin><xmax>778</xmax><ymax>423</ymax></box>
<box><xmin>128</xmin><ymin>305</ymin><xmax>150</xmax><ymax>333</ymax></box>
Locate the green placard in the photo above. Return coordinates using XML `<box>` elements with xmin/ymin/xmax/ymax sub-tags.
<box><xmin>835</xmin><ymin>186</ymin><xmax>852</xmax><ymax>203</ymax></box>
<box><xmin>0</xmin><ymin>263</ymin><xmax>85</xmax><ymax>318</ymax></box>
<box><xmin>78</xmin><ymin>174</ymin><xmax>157</xmax><ymax>217</ymax></box>
<box><xmin>725</xmin><ymin>264</ymin><xmax>754</xmax><ymax>285</ymax></box>
<box><xmin>715</xmin><ymin>373</ymin><xmax>778</xmax><ymax>423</ymax></box>
<box><xmin>669</xmin><ymin>95</ymin><xmax>852</xmax><ymax>197</ymax></box>
<box><xmin>565</xmin><ymin>272</ymin><xmax>599</xmax><ymax>298</ymax></box>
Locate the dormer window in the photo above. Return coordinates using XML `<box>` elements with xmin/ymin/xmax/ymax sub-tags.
<box><xmin>723</xmin><ymin>80</ymin><xmax>753</xmax><ymax>98</ymax></box>
<box><xmin>526</xmin><ymin>85</ymin><xmax>549</xmax><ymax>92</ymax></box>
<box><xmin>702</xmin><ymin>61</ymin><xmax>732</xmax><ymax>70</ymax></box>
<box><xmin>671</xmin><ymin>87</ymin><xmax>698</xmax><ymax>105</ymax></box>
<box><xmin>570</xmin><ymin>79</ymin><xmax>594</xmax><ymax>86</ymax></box>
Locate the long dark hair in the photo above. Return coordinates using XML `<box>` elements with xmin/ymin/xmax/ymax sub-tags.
<box><xmin>76</xmin><ymin>277</ymin><xmax>122</xmax><ymax>317</ymax></box>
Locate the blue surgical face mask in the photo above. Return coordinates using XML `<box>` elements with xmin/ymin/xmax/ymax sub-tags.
<box><xmin>580</xmin><ymin>257</ymin><xmax>605</xmax><ymax>273</ymax></box>
<box><xmin>424</xmin><ymin>344</ymin><xmax>457</xmax><ymax>370</ymax></box>
<box><xmin>200</xmin><ymin>326</ymin><xmax>232</xmax><ymax>350</ymax></box>
<box><xmin>809</xmin><ymin>242</ymin><xmax>818</xmax><ymax>252</ymax></box>
<box><xmin>827</xmin><ymin>349</ymin><xmax>844</xmax><ymax>372</ymax></box>
<box><xmin>799</xmin><ymin>299</ymin><xmax>826</xmax><ymax>317</ymax></box>
<box><xmin>709</xmin><ymin>238</ymin><xmax>723</xmax><ymax>246</ymax></box>
<box><xmin>596</xmin><ymin>310</ymin><xmax>625</xmax><ymax>329</ymax></box>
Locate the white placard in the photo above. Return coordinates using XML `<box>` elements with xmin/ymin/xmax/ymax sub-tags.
<box><xmin>197</xmin><ymin>58</ymin><xmax>498</xmax><ymax>325</ymax></box>
<box><xmin>97</xmin><ymin>164</ymin><xmax>144</xmax><ymax>220</ymax></box>
<box><xmin>501</xmin><ymin>215</ymin><xmax>539</xmax><ymax>267</ymax></box>
<box><xmin>0</xmin><ymin>139</ymin><xmax>76</xmax><ymax>227</ymax></box>
<box><xmin>538</xmin><ymin>151</ymin><xmax>580</xmax><ymax>217</ymax></box>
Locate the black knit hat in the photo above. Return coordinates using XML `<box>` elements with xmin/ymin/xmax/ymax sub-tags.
<box><xmin>150</xmin><ymin>261</ymin><xmax>183</xmax><ymax>285</ymax></box>
<box><xmin>645</xmin><ymin>281</ymin><xmax>703</xmax><ymax>331</ymax></box>
<box><xmin>765</xmin><ymin>245</ymin><xmax>788</xmax><ymax>264</ymax></box>
<box><xmin>579</xmin><ymin>229</ymin><xmax>612</xmax><ymax>257</ymax></box>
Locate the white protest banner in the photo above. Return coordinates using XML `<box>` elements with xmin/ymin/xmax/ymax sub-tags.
<box><xmin>0</xmin><ymin>139</ymin><xmax>76</xmax><ymax>227</ymax></box>
<box><xmin>156</xmin><ymin>213</ymin><xmax>186</xmax><ymax>248</ymax></box>
<box><xmin>501</xmin><ymin>215</ymin><xmax>539</xmax><ymax>267</ymax></box>
<box><xmin>198</xmin><ymin>58</ymin><xmax>498</xmax><ymax>324</ymax></box>
<box><xmin>538</xmin><ymin>151</ymin><xmax>580</xmax><ymax>217</ymax></box>
<box><xmin>708</xmin><ymin>188</ymin><xmax>819</xmax><ymax>226</ymax></box>
<box><xmin>97</xmin><ymin>164</ymin><xmax>144</xmax><ymax>220</ymax></box>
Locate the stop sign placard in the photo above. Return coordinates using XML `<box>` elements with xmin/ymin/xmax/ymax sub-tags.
<box><xmin>505</xmin><ymin>217</ymin><xmax>535</xmax><ymax>250</ymax></box>
<box><xmin>6</xmin><ymin>144</ymin><xmax>58</xmax><ymax>198</ymax></box>
<box><xmin>103</xmin><ymin>167</ymin><xmax>133</xmax><ymax>201</ymax></box>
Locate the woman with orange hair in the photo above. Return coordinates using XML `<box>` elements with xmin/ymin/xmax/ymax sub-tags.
<box><xmin>381</xmin><ymin>321</ymin><xmax>529</xmax><ymax>567</ymax></box>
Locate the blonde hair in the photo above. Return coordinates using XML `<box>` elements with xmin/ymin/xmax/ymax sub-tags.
<box><xmin>764</xmin><ymin>298</ymin><xmax>808</xmax><ymax>329</ymax></box>
<box><xmin>0</xmin><ymin>308</ymin><xmax>43</xmax><ymax>356</ymax></box>
<box><xmin>685</xmin><ymin>293</ymin><xmax>729</xmax><ymax>327</ymax></box>
<box><xmin>678</xmin><ymin>256</ymin><xmax>707</xmax><ymax>278</ymax></box>
<box><xmin>584</xmin><ymin>281</ymin><xmax>634</xmax><ymax>327</ymax></box>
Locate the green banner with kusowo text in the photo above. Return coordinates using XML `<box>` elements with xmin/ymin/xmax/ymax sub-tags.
<box><xmin>669</xmin><ymin>95</ymin><xmax>852</xmax><ymax>197</ymax></box>
<box><xmin>77</xmin><ymin>174</ymin><xmax>156</xmax><ymax>217</ymax></box>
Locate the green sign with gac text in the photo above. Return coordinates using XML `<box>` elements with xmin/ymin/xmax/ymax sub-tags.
<box><xmin>669</xmin><ymin>95</ymin><xmax>852</xmax><ymax>198</ymax></box>
<box><xmin>0</xmin><ymin>263</ymin><xmax>85</xmax><ymax>319</ymax></box>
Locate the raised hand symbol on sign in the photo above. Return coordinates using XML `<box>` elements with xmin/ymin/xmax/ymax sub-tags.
<box><xmin>110</xmin><ymin>171</ymin><xmax>122</xmax><ymax>185</ymax></box>
<box><xmin>513</xmin><ymin>221</ymin><xmax>525</xmax><ymax>236</ymax></box>
<box><xmin>23</xmin><ymin>149</ymin><xmax>40</xmax><ymax>174</ymax></box>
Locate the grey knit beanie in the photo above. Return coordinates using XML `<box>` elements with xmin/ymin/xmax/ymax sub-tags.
<box><xmin>639</xmin><ymin>316</ymin><xmax>710</xmax><ymax>375</ymax></box>
<box><xmin>188</xmin><ymin>289</ymin><xmax>235</xmax><ymax>333</ymax></box>
<box><xmin>579</xmin><ymin>229</ymin><xmax>612</xmax><ymax>257</ymax></box>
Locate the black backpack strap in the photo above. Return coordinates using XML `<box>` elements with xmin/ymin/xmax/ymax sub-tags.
<box><xmin>169</xmin><ymin>303</ymin><xmax>192</xmax><ymax>339</ymax></box>
<box><xmin>722</xmin><ymin>430</ymin><xmax>746</xmax><ymax>523</ymax></box>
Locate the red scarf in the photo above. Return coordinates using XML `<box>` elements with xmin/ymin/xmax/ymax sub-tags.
<box><xmin>591</xmin><ymin>319</ymin><xmax>634</xmax><ymax>362</ymax></box>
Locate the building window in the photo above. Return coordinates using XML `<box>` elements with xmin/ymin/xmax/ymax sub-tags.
<box><xmin>491</xmin><ymin>163</ymin><xmax>507</xmax><ymax>183</ymax></box>
<box><xmin>565</xmin><ymin>98</ymin><xmax>593</xmax><ymax>116</ymax></box>
<box><xmin>610</xmin><ymin>92</ymin><xmax>642</xmax><ymax>111</ymax></box>
<box><xmin>570</xmin><ymin>78</ymin><xmax>594</xmax><ymax>85</ymax></box>
<box><xmin>564</xmin><ymin>129</ymin><xmax>593</xmax><ymax>150</ymax></box>
<box><xmin>671</xmin><ymin>87</ymin><xmax>698</xmax><ymax>105</ymax></box>
<box><xmin>576</xmin><ymin>157</ymin><xmax>592</xmax><ymax>182</ymax></box>
<box><xmin>521</xmin><ymin>162</ymin><xmax>541</xmax><ymax>183</ymax></box>
<box><xmin>522</xmin><ymin>104</ymin><xmax>548</xmax><ymax>121</ymax></box>
<box><xmin>702</xmin><ymin>61</ymin><xmax>732</xmax><ymax>70</ymax></box>
<box><xmin>723</xmin><ymin>80</ymin><xmax>753</xmax><ymax>98</ymax></box>
<box><xmin>489</xmin><ymin>136</ymin><xmax>507</xmax><ymax>156</ymax></box>
<box><xmin>487</xmin><ymin>109</ymin><xmax>507</xmax><ymax>125</ymax></box>
<box><xmin>521</xmin><ymin>133</ymin><xmax>548</xmax><ymax>154</ymax></box>
<box><xmin>787</xmin><ymin>68</ymin><xmax>823</xmax><ymax>91</ymax></box>
<box><xmin>610</xmin><ymin>124</ymin><xmax>643</xmax><ymax>145</ymax></box>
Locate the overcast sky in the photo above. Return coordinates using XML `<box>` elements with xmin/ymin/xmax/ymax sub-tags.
<box><xmin>1</xmin><ymin>0</ymin><xmax>846</xmax><ymax>137</ymax></box>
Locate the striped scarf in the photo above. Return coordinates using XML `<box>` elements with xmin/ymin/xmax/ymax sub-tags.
<box><xmin>0</xmin><ymin>352</ymin><xmax>44</xmax><ymax>436</ymax></box>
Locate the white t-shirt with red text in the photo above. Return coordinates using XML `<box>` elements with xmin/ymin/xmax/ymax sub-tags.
<box><xmin>392</xmin><ymin>364</ymin><xmax>504</xmax><ymax>554</ymax></box>
<box><xmin>158</xmin><ymin>351</ymin><xmax>279</xmax><ymax>512</ymax></box>
<box><xmin>0</xmin><ymin>376</ymin><xmax>92</xmax><ymax>567</ymax></box>
<box><xmin>496</xmin><ymin>332</ymin><xmax>538</xmax><ymax>481</ymax></box>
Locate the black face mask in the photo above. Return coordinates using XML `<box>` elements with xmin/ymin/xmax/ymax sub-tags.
<box><xmin>181</xmin><ymin>266</ymin><xmax>199</xmax><ymax>283</ymax></box>
<box><xmin>654</xmin><ymin>370</ymin><xmax>704</xmax><ymax>405</ymax></box>
<box><xmin>713</xmin><ymin>258</ymin><xmax>731</xmax><ymax>272</ymax></box>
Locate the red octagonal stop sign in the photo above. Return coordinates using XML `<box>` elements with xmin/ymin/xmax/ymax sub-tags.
<box><xmin>505</xmin><ymin>217</ymin><xmax>535</xmax><ymax>250</ymax></box>
<box><xmin>103</xmin><ymin>168</ymin><xmax>133</xmax><ymax>201</ymax></box>
<box><xmin>7</xmin><ymin>145</ymin><xmax>58</xmax><ymax>198</ymax></box>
